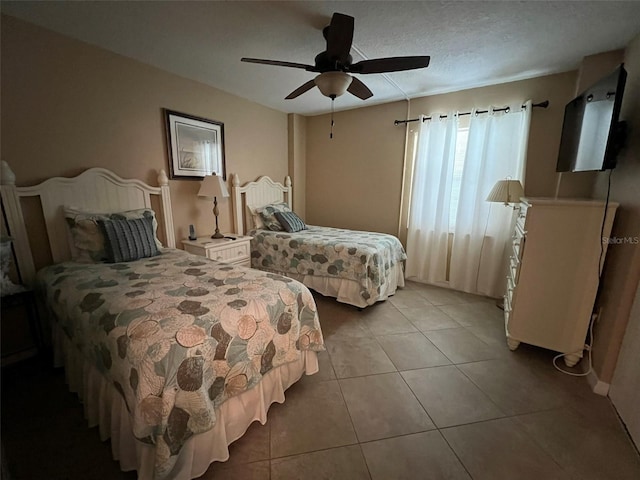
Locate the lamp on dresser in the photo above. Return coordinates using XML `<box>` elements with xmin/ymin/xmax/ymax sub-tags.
<box><xmin>486</xmin><ymin>178</ymin><xmax>524</xmax><ymax>207</ymax></box>
<box><xmin>198</xmin><ymin>173</ymin><xmax>229</xmax><ymax>239</ymax></box>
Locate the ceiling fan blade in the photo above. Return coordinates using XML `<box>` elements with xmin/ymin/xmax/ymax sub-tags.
<box><xmin>350</xmin><ymin>56</ymin><xmax>431</xmax><ymax>74</ymax></box>
<box><xmin>285</xmin><ymin>80</ymin><xmax>317</xmax><ymax>99</ymax></box>
<box><xmin>241</xmin><ymin>57</ymin><xmax>315</xmax><ymax>71</ymax></box>
<box><xmin>347</xmin><ymin>77</ymin><xmax>373</xmax><ymax>100</ymax></box>
<box><xmin>325</xmin><ymin>13</ymin><xmax>354</xmax><ymax>63</ymax></box>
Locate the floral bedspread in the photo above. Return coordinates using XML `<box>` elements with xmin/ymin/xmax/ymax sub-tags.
<box><xmin>250</xmin><ymin>226</ymin><xmax>407</xmax><ymax>304</ymax></box>
<box><xmin>36</xmin><ymin>249</ymin><xmax>323</xmax><ymax>478</ymax></box>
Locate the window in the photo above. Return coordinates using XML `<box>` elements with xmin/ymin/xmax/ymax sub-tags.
<box><xmin>449</xmin><ymin>126</ymin><xmax>469</xmax><ymax>230</ymax></box>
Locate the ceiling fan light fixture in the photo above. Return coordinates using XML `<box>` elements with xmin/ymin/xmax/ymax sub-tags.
<box><xmin>314</xmin><ymin>72</ymin><xmax>353</xmax><ymax>98</ymax></box>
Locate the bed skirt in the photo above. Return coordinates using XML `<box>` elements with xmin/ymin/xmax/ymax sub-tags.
<box><xmin>52</xmin><ymin>323</ymin><xmax>319</xmax><ymax>480</ymax></box>
<box><xmin>257</xmin><ymin>263</ymin><xmax>405</xmax><ymax>308</ymax></box>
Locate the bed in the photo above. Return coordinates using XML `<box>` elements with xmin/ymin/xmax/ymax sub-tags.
<box><xmin>231</xmin><ymin>174</ymin><xmax>406</xmax><ymax>308</ymax></box>
<box><xmin>0</xmin><ymin>163</ymin><xmax>324</xmax><ymax>480</ymax></box>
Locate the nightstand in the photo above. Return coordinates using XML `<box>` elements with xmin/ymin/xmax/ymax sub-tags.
<box><xmin>182</xmin><ymin>235</ymin><xmax>252</xmax><ymax>268</ymax></box>
<box><xmin>1</xmin><ymin>289</ymin><xmax>42</xmax><ymax>365</ymax></box>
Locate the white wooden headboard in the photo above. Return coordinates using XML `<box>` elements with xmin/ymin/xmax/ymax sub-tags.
<box><xmin>231</xmin><ymin>174</ymin><xmax>292</xmax><ymax>235</ymax></box>
<box><xmin>0</xmin><ymin>161</ymin><xmax>175</xmax><ymax>287</ymax></box>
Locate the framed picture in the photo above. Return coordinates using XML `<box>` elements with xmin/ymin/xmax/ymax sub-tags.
<box><xmin>164</xmin><ymin>109</ymin><xmax>226</xmax><ymax>179</ymax></box>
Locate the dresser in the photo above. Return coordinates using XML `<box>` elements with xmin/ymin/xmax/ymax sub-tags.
<box><xmin>182</xmin><ymin>235</ymin><xmax>252</xmax><ymax>268</ymax></box>
<box><xmin>505</xmin><ymin>198</ymin><xmax>618</xmax><ymax>366</ymax></box>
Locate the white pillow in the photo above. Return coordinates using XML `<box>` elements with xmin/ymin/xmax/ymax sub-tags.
<box><xmin>246</xmin><ymin>205</ymin><xmax>265</xmax><ymax>230</ymax></box>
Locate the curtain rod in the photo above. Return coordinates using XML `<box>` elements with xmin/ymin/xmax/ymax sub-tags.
<box><xmin>393</xmin><ymin>100</ymin><xmax>549</xmax><ymax>126</ymax></box>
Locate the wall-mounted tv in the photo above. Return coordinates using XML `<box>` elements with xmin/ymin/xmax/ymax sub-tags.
<box><xmin>556</xmin><ymin>64</ymin><xmax>627</xmax><ymax>173</ymax></box>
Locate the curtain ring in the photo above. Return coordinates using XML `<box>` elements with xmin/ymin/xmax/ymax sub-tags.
<box><xmin>505</xmin><ymin>106</ymin><xmax>511</xmax><ymax>113</ymax></box>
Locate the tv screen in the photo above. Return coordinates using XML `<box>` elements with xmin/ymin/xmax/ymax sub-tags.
<box><xmin>556</xmin><ymin>64</ymin><xmax>627</xmax><ymax>172</ymax></box>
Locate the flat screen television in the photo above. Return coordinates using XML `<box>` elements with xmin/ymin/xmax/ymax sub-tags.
<box><xmin>556</xmin><ymin>64</ymin><xmax>627</xmax><ymax>172</ymax></box>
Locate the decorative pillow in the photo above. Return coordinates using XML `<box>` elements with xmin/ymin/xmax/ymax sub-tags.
<box><xmin>274</xmin><ymin>211</ymin><xmax>307</xmax><ymax>233</ymax></box>
<box><xmin>246</xmin><ymin>205</ymin><xmax>265</xmax><ymax>230</ymax></box>
<box><xmin>259</xmin><ymin>202</ymin><xmax>292</xmax><ymax>231</ymax></box>
<box><xmin>109</xmin><ymin>208</ymin><xmax>163</xmax><ymax>249</ymax></box>
<box><xmin>64</xmin><ymin>208</ymin><xmax>110</xmax><ymax>263</ymax></box>
<box><xmin>64</xmin><ymin>206</ymin><xmax>162</xmax><ymax>263</ymax></box>
<box><xmin>98</xmin><ymin>217</ymin><xmax>160</xmax><ymax>263</ymax></box>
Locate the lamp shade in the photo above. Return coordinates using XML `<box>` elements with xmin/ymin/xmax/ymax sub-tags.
<box><xmin>314</xmin><ymin>72</ymin><xmax>353</xmax><ymax>98</ymax></box>
<box><xmin>198</xmin><ymin>174</ymin><xmax>229</xmax><ymax>199</ymax></box>
<box><xmin>486</xmin><ymin>179</ymin><xmax>524</xmax><ymax>205</ymax></box>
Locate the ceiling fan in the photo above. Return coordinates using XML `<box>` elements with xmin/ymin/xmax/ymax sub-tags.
<box><xmin>241</xmin><ymin>12</ymin><xmax>430</xmax><ymax>101</ymax></box>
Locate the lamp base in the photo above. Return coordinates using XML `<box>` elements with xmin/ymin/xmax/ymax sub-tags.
<box><xmin>211</xmin><ymin>198</ymin><xmax>224</xmax><ymax>239</ymax></box>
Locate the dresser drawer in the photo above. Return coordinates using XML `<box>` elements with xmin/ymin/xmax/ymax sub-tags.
<box><xmin>516</xmin><ymin>203</ymin><xmax>528</xmax><ymax>230</ymax></box>
<box><xmin>509</xmin><ymin>255</ymin><xmax>521</xmax><ymax>284</ymax></box>
<box><xmin>511</xmin><ymin>239</ymin><xmax>524</xmax><ymax>264</ymax></box>
<box><xmin>504</xmin><ymin>291</ymin><xmax>512</xmax><ymax>313</ymax></box>
<box><xmin>506</xmin><ymin>274</ymin><xmax>516</xmax><ymax>296</ymax></box>
<box><xmin>511</xmin><ymin>223</ymin><xmax>526</xmax><ymax>263</ymax></box>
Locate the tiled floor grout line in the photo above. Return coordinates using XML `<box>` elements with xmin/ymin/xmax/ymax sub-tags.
<box><xmin>331</xmin><ymin>374</ymin><xmax>375</xmax><ymax>480</ymax></box>
<box><xmin>437</xmin><ymin>428</ymin><xmax>476</xmax><ymax>479</ymax></box>
<box><xmin>507</xmin><ymin>411</ymin><xmax>577</xmax><ymax>477</ymax></box>
<box><xmin>382</xmin><ymin>304</ymin><xmax>461</xmax><ymax>366</ymax></box>
<box><xmin>332</xmin><ymin>368</ymin><xmax>369</xmax><ymax>449</ymax></box>
<box><xmin>267</xmin><ymin>440</ymin><xmax>361</xmax><ymax>461</ymax></box>
<box><xmin>355</xmin><ymin>443</ymin><xmax>374</xmax><ymax>480</ymax></box>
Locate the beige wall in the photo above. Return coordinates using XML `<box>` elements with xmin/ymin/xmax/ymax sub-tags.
<box><xmin>288</xmin><ymin>113</ymin><xmax>306</xmax><ymax>219</ymax></box>
<box><xmin>590</xmin><ymin>37</ymin><xmax>640</xmax><ymax>384</ymax></box>
<box><xmin>306</xmin><ymin>101</ymin><xmax>408</xmax><ymax>235</ymax></box>
<box><xmin>306</xmin><ymin>71</ymin><xmax>577</xmax><ymax>242</ymax></box>
<box><xmin>1</xmin><ymin>15</ymin><xmax>288</xmax><ymax>254</ymax></box>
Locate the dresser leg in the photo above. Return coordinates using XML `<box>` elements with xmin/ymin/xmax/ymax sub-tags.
<box><xmin>506</xmin><ymin>337</ymin><xmax>520</xmax><ymax>351</ymax></box>
<box><xmin>563</xmin><ymin>353</ymin><xmax>582</xmax><ymax>367</ymax></box>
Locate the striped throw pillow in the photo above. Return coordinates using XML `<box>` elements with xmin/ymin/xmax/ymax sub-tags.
<box><xmin>274</xmin><ymin>211</ymin><xmax>307</xmax><ymax>233</ymax></box>
<box><xmin>259</xmin><ymin>202</ymin><xmax>292</xmax><ymax>231</ymax></box>
<box><xmin>98</xmin><ymin>217</ymin><xmax>160</xmax><ymax>263</ymax></box>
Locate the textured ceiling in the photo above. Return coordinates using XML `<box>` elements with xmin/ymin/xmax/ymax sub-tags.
<box><xmin>2</xmin><ymin>1</ymin><xmax>640</xmax><ymax>116</ymax></box>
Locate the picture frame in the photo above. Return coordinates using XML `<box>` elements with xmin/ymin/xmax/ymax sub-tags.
<box><xmin>164</xmin><ymin>109</ymin><xmax>226</xmax><ymax>180</ymax></box>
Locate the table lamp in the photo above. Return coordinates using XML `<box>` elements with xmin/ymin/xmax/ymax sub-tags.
<box><xmin>198</xmin><ymin>174</ymin><xmax>229</xmax><ymax>239</ymax></box>
<box><xmin>486</xmin><ymin>178</ymin><xmax>524</xmax><ymax>207</ymax></box>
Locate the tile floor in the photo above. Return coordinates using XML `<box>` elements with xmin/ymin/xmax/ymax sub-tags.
<box><xmin>2</xmin><ymin>281</ymin><xmax>639</xmax><ymax>479</ymax></box>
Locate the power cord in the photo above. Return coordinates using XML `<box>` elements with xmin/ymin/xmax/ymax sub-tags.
<box><xmin>552</xmin><ymin>312</ymin><xmax>596</xmax><ymax>377</ymax></box>
<box><xmin>552</xmin><ymin>169</ymin><xmax>612</xmax><ymax>376</ymax></box>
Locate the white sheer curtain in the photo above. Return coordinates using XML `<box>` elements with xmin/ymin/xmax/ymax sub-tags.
<box><xmin>405</xmin><ymin>113</ymin><xmax>458</xmax><ymax>285</ymax></box>
<box><xmin>449</xmin><ymin>101</ymin><xmax>532</xmax><ymax>297</ymax></box>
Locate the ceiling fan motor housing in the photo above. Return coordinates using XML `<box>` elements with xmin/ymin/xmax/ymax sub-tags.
<box><xmin>314</xmin><ymin>51</ymin><xmax>353</xmax><ymax>72</ymax></box>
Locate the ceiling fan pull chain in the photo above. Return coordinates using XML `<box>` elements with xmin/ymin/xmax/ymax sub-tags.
<box><xmin>330</xmin><ymin>96</ymin><xmax>335</xmax><ymax>139</ymax></box>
